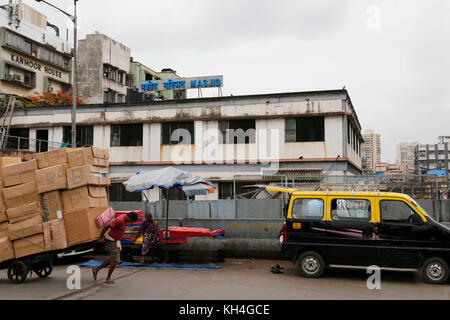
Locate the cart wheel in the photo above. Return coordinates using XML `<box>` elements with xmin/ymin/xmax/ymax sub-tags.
<box><xmin>32</xmin><ymin>260</ymin><xmax>53</xmax><ymax>278</ymax></box>
<box><xmin>8</xmin><ymin>261</ymin><xmax>29</xmax><ymax>284</ymax></box>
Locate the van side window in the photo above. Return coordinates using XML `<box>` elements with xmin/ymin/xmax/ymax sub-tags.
<box><xmin>380</xmin><ymin>200</ymin><xmax>416</xmax><ymax>222</ymax></box>
<box><xmin>331</xmin><ymin>199</ymin><xmax>371</xmax><ymax>221</ymax></box>
<box><xmin>291</xmin><ymin>198</ymin><xmax>324</xmax><ymax>220</ymax></box>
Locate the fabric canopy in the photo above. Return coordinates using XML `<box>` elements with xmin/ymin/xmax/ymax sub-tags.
<box><xmin>181</xmin><ymin>183</ymin><xmax>215</xmax><ymax>197</ymax></box>
<box><xmin>123</xmin><ymin>167</ymin><xmax>215</xmax><ymax>195</ymax></box>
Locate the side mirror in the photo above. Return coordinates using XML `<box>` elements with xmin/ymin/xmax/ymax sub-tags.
<box><xmin>412</xmin><ymin>213</ymin><xmax>424</xmax><ymax>226</ymax></box>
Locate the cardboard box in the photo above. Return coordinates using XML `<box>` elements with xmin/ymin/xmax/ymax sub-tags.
<box><xmin>3</xmin><ymin>181</ymin><xmax>41</xmax><ymax>210</ymax></box>
<box><xmin>13</xmin><ymin>234</ymin><xmax>48</xmax><ymax>259</ymax></box>
<box><xmin>62</xmin><ymin>186</ymin><xmax>108</xmax><ymax>214</ymax></box>
<box><xmin>0</xmin><ymin>222</ymin><xmax>8</xmax><ymax>238</ymax></box>
<box><xmin>0</xmin><ymin>157</ymin><xmax>22</xmax><ymax>167</ymax></box>
<box><xmin>66</xmin><ymin>165</ymin><xmax>110</xmax><ymax>190</ymax></box>
<box><xmin>63</xmin><ymin>207</ymin><xmax>105</xmax><ymax>246</ymax></box>
<box><xmin>8</xmin><ymin>215</ymin><xmax>43</xmax><ymax>241</ymax></box>
<box><xmin>35</xmin><ymin>164</ymin><xmax>68</xmax><ymax>194</ymax></box>
<box><xmin>42</xmin><ymin>191</ymin><xmax>63</xmax><ymax>221</ymax></box>
<box><xmin>0</xmin><ymin>158</ymin><xmax>22</xmax><ymax>181</ymax></box>
<box><xmin>36</xmin><ymin>148</ymin><xmax>70</xmax><ymax>169</ymax></box>
<box><xmin>44</xmin><ymin>219</ymin><xmax>68</xmax><ymax>250</ymax></box>
<box><xmin>6</xmin><ymin>201</ymin><xmax>42</xmax><ymax>224</ymax></box>
<box><xmin>67</xmin><ymin>147</ymin><xmax>109</xmax><ymax>168</ymax></box>
<box><xmin>0</xmin><ymin>203</ymin><xmax>6</xmax><ymax>223</ymax></box>
<box><xmin>0</xmin><ymin>237</ymin><xmax>14</xmax><ymax>262</ymax></box>
<box><xmin>2</xmin><ymin>160</ymin><xmax>37</xmax><ymax>187</ymax></box>
<box><xmin>0</xmin><ymin>182</ymin><xmax>5</xmax><ymax>223</ymax></box>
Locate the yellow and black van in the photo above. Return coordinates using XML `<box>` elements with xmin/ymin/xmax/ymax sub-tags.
<box><xmin>268</xmin><ymin>187</ymin><xmax>450</xmax><ymax>284</ymax></box>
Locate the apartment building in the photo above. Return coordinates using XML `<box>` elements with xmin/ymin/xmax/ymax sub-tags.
<box><xmin>415</xmin><ymin>137</ymin><xmax>450</xmax><ymax>178</ymax></box>
<box><xmin>397</xmin><ymin>142</ymin><xmax>420</xmax><ymax>173</ymax></box>
<box><xmin>361</xmin><ymin>129</ymin><xmax>381</xmax><ymax>173</ymax></box>
<box><xmin>0</xmin><ymin>2</ymin><xmax>72</xmax><ymax>96</ymax></box>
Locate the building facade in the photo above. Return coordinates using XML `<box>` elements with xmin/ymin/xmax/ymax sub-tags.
<box><xmin>6</xmin><ymin>89</ymin><xmax>364</xmax><ymax>200</ymax></box>
<box><xmin>361</xmin><ymin>129</ymin><xmax>381</xmax><ymax>173</ymax></box>
<box><xmin>77</xmin><ymin>33</ymin><xmax>131</xmax><ymax>104</ymax></box>
<box><xmin>0</xmin><ymin>2</ymin><xmax>72</xmax><ymax>96</ymax></box>
<box><xmin>397</xmin><ymin>142</ymin><xmax>420</xmax><ymax>173</ymax></box>
<box><xmin>415</xmin><ymin>138</ymin><xmax>450</xmax><ymax>178</ymax></box>
<box><xmin>129</xmin><ymin>60</ymin><xmax>185</xmax><ymax>101</ymax></box>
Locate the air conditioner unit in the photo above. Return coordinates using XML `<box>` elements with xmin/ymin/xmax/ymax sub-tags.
<box><xmin>13</xmin><ymin>74</ymin><xmax>22</xmax><ymax>82</ymax></box>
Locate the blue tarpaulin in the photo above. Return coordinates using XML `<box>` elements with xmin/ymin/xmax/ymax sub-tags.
<box><xmin>78</xmin><ymin>259</ymin><xmax>221</xmax><ymax>270</ymax></box>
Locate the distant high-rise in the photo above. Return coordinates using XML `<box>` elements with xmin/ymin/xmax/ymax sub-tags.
<box><xmin>361</xmin><ymin>130</ymin><xmax>381</xmax><ymax>173</ymax></box>
<box><xmin>415</xmin><ymin>137</ymin><xmax>450</xmax><ymax>177</ymax></box>
<box><xmin>397</xmin><ymin>142</ymin><xmax>420</xmax><ymax>173</ymax></box>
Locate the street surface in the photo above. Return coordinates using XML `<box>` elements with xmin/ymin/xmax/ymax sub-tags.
<box><xmin>1</xmin><ymin>256</ymin><xmax>450</xmax><ymax>300</ymax></box>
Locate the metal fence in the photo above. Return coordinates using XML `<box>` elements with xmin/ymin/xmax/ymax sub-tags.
<box><xmin>0</xmin><ymin>134</ymin><xmax>64</xmax><ymax>152</ymax></box>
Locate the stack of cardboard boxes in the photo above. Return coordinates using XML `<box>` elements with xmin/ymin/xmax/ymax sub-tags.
<box><xmin>0</xmin><ymin>147</ymin><xmax>111</xmax><ymax>263</ymax></box>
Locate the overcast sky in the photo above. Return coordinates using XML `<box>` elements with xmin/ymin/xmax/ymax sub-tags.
<box><xmin>24</xmin><ymin>0</ymin><xmax>450</xmax><ymax>163</ymax></box>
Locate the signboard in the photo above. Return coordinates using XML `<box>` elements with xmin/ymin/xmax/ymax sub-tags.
<box><xmin>138</xmin><ymin>75</ymin><xmax>223</xmax><ymax>92</ymax></box>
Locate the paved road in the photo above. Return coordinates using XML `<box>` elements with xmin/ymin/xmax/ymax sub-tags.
<box><xmin>1</xmin><ymin>257</ymin><xmax>450</xmax><ymax>300</ymax></box>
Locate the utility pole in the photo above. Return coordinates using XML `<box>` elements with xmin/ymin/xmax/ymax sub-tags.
<box><xmin>35</xmin><ymin>0</ymin><xmax>78</xmax><ymax>147</ymax></box>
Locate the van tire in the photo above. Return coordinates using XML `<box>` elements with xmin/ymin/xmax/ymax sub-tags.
<box><xmin>297</xmin><ymin>251</ymin><xmax>325</xmax><ymax>278</ymax></box>
<box><xmin>421</xmin><ymin>257</ymin><xmax>450</xmax><ymax>284</ymax></box>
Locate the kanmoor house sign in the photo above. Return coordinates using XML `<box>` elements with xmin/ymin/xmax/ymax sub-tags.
<box><xmin>10</xmin><ymin>53</ymin><xmax>63</xmax><ymax>79</ymax></box>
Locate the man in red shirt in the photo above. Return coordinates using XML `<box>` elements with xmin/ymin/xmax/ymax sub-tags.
<box><xmin>92</xmin><ymin>212</ymin><xmax>138</xmax><ymax>284</ymax></box>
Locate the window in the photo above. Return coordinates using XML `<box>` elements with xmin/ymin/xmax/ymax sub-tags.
<box><xmin>109</xmin><ymin>68</ymin><xmax>117</xmax><ymax>81</ymax></box>
<box><xmin>285</xmin><ymin>117</ymin><xmax>324</xmax><ymax>142</ymax></box>
<box><xmin>118</xmin><ymin>72</ymin><xmax>123</xmax><ymax>85</ymax></box>
<box><xmin>110</xmin><ymin>123</ymin><xmax>143</xmax><ymax>147</ymax></box>
<box><xmin>331</xmin><ymin>198</ymin><xmax>371</xmax><ymax>221</ymax></box>
<box><xmin>24</xmin><ymin>41</ymin><xmax>32</xmax><ymax>55</ymax></box>
<box><xmin>162</xmin><ymin>121</ymin><xmax>194</xmax><ymax>145</ymax></box>
<box><xmin>145</xmin><ymin>73</ymin><xmax>153</xmax><ymax>81</ymax></box>
<box><xmin>103</xmin><ymin>65</ymin><xmax>110</xmax><ymax>78</ymax></box>
<box><xmin>24</xmin><ymin>71</ymin><xmax>32</xmax><ymax>86</ymax></box>
<box><xmin>63</xmin><ymin>125</ymin><xmax>94</xmax><ymax>147</ymax></box>
<box><xmin>219</xmin><ymin>119</ymin><xmax>256</xmax><ymax>144</ymax></box>
<box><xmin>103</xmin><ymin>89</ymin><xmax>117</xmax><ymax>104</ymax></box>
<box><xmin>6</xmin><ymin>128</ymin><xmax>29</xmax><ymax>150</ymax></box>
<box><xmin>109</xmin><ymin>183</ymin><xmax>142</xmax><ymax>202</ymax></box>
<box><xmin>380</xmin><ymin>200</ymin><xmax>417</xmax><ymax>223</ymax></box>
<box><xmin>291</xmin><ymin>198</ymin><xmax>324</xmax><ymax>219</ymax></box>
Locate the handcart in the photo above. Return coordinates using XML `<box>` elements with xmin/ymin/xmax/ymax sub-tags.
<box><xmin>0</xmin><ymin>241</ymin><xmax>97</xmax><ymax>284</ymax></box>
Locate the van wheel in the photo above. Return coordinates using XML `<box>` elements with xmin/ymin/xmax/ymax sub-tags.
<box><xmin>297</xmin><ymin>251</ymin><xmax>325</xmax><ymax>278</ymax></box>
<box><xmin>422</xmin><ymin>257</ymin><xmax>450</xmax><ymax>284</ymax></box>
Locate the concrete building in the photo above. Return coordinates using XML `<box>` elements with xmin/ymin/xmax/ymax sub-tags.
<box><xmin>439</xmin><ymin>136</ymin><xmax>450</xmax><ymax>144</ymax></box>
<box><xmin>375</xmin><ymin>162</ymin><xmax>408</xmax><ymax>175</ymax></box>
<box><xmin>5</xmin><ymin>89</ymin><xmax>364</xmax><ymax>200</ymax></box>
<box><xmin>78</xmin><ymin>33</ymin><xmax>185</xmax><ymax>104</ymax></box>
<box><xmin>397</xmin><ymin>142</ymin><xmax>420</xmax><ymax>173</ymax></box>
<box><xmin>415</xmin><ymin>137</ymin><xmax>450</xmax><ymax>178</ymax></box>
<box><xmin>0</xmin><ymin>2</ymin><xmax>72</xmax><ymax>96</ymax></box>
<box><xmin>77</xmin><ymin>32</ymin><xmax>131</xmax><ymax>104</ymax></box>
<box><xmin>129</xmin><ymin>60</ymin><xmax>186</xmax><ymax>101</ymax></box>
<box><xmin>361</xmin><ymin>129</ymin><xmax>381</xmax><ymax>173</ymax></box>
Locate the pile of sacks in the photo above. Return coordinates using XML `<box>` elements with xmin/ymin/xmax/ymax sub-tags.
<box><xmin>0</xmin><ymin>146</ymin><xmax>111</xmax><ymax>262</ymax></box>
